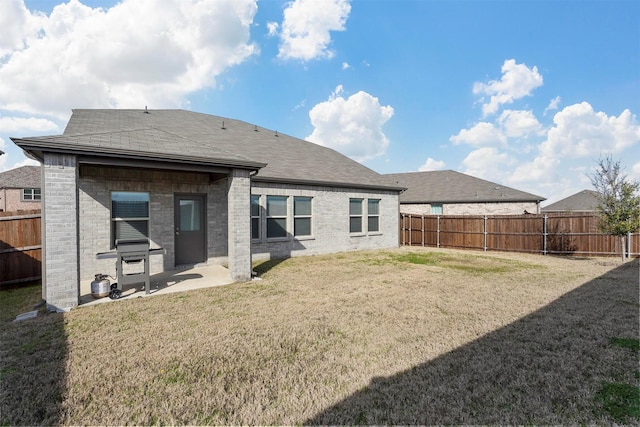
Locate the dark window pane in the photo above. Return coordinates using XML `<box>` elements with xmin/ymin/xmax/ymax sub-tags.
<box><xmin>368</xmin><ymin>199</ymin><xmax>380</xmax><ymax>215</ymax></box>
<box><xmin>251</xmin><ymin>195</ymin><xmax>260</xmax><ymax>216</ymax></box>
<box><xmin>294</xmin><ymin>217</ymin><xmax>311</xmax><ymax>236</ymax></box>
<box><xmin>267</xmin><ymin>218</ymin><xmax>287</xmax><ymax>238</ymax></box>
<box><xmin>115</xmin><ymin>220</ymin><xmax>148</xmax><ymax>242</ymax></box>
<box><xmin>350</xmin><ymin>217</ymin><xmax>362</xmax><ymax>233</ymax></box>
<box><xmin>368</xmin><ymin>216</ymin><xmax>379</xmax><ymax>232</ymax></box>
<box><xmin>294</xmin><ymin>197</ymin><xmax>312</xmax><ymax>216</ymax></box>
<box><xmin>112</xmin><ymin>192</ymin><xmax>149</xmax><ymax>218</ymax></box>
<box><xmin>251</xmin><ymin>217</ymin><xmax>260</xmax><ymax>239</ymax></box>
<box><xmin>349</xmin><ymin>198</ymin><xmax>362</xmax><ymax>215</ymax></box>
<box><xmin>267</xmin><ymin>196</ymin><xmax>287</xmax><ymax>216</ymax></box>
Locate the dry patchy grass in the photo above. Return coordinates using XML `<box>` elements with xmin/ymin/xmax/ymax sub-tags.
<box><xmin>1</xmin><ymin>248</ymin><xmax>638</xmax><ymax>425</ymax></box>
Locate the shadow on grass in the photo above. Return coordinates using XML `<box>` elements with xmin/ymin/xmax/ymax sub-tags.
<box><xmin>253</xmin><ymin>257</ymin><xmax>289</xmax><ymax>276</ymax></box>
<box><xmin>306</xmin><ymin>258</ymin><xmax>640</xmax><ymax>425</ymax></box>
<box><xmin>0</xmin><ymin>283</ymin><xmax>67</xmax><ymax>426</ymax></box>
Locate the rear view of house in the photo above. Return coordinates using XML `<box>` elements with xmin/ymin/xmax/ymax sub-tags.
<box><xmin>11</xmin><ymin>109</ymin><xmax>403</xmax><ymax>311</ymax></box>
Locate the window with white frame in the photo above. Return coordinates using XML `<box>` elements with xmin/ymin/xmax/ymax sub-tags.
<box><xmin>349</xmin><ymin>198</ymin><xmax>363</xmax><ymax>233</ymax></box>
<box><xmin>294</xmin><ymin>196</ymin><xmax>312</xmax><ymax>237</ymax></box>
<box><xmin>266</xmin><ymin>195</ymin><xmax>288</xmax><ymax>238</ymax></box>
<box><xmin>430</xmin><ymin>203</ymin><xmax>443</xmax><ymax>215</ymax></box>
<box><xmin>111</xmin><ymin>191</ymin><xmax>149</xmax><ymax>247</ymax></box>
<box><xmin>22</xmin><ymin>188</ymin><xmax>41</xmax><ymax>201</ymax></box>
<box><xmin>251</xmin><ymin>195</ymin><xmax>261</xmax><ymax>240</ymax></box>
<box><xmin>368</xmin><ymin>199</ymin><xmax>380</xmax><ymax>232</ymax></box>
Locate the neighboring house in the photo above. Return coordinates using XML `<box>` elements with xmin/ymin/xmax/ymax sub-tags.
<box><xmin>12</xmin><ymin>109</ymin><xmax>403</xmax><ymax>311</ymax></box>
<box><xmin>385</xmin><ymin>170</ymin><xmax>545</xmax><ymax>215</ymax></box>
<box><xmin>0</xmin><ymin>165</ymin><xmax>42</xmax><ymax>212</ymax></box>
<box><xmin>541</xmin><ymin>189</ymin><xmax>599</xmax><ymax>213</ymax></box>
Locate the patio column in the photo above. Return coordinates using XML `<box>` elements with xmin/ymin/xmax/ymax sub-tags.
<box><xmin>42</xmin><ymin>153</ymin><xmax>79</xmax><ymax>311</ymax></box>
<box><xmin>227</xmin><ymin>169</ymin><xmax>252</xmax><ymax>282</ymax></box>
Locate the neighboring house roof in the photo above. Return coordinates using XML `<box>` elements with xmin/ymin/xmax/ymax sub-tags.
<box><xmin>0</xmin><ymin>165</ymin><xmax>41</xmax><ymax>189</ymax></box>
<box><xmin>12</xmin><ymin>109</ymin><xmax>402</xmax><ymax>192</ymax></box>
<box><xmin>541</xmin><ymin>189</ymin><xmax>599</xmax><ymax>212</ymax></box>
<box><xmin>384</xmin><ymin>170</ymin><xmax>545</xmax><ymax>204</ymax></box>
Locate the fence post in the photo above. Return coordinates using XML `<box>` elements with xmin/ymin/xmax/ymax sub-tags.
<box><xmin>437</xmin><ymin>215</ymin><xmax>440</xmax><ymax>248</ymax></box>
<box><xmin>627</xmin><ymin>231</ymin><xmax>631</xmax><ymax>259</ymax></box>
<box><xmin>409</xmin><ymin>215</ymin><xmax>412</xmax><ymax>246</ymax></box>
<box><xmin>483</xmin><ymin>216</ymin><xmax>487</xmax><ymax>252</ymax></box>
<box><xmin>543</xmin><ymin>215</ymin><xmax>548</xmax><ymax>255</ymax></box>
<box><xmin>421</xmin><ymin>215</ymin><xmax>425</xmax><ymax>247</ymax></box>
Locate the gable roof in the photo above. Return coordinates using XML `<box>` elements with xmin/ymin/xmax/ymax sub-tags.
<box><xmin>0</xmin><ymin>165</ymin><xmax>41</xmax><ymax>189</ymax></box>
<box><xmin>384</xmin><ymin>170</ymin><xmax>545</xmax><ymax>204</ymax></box>
<box><xmin>12</xmin><ymin>109</ymin><xmax>402</xmax><ymax>192</ymax></box>
<box><xmin>541</xmin><ymin>189</ymin><xmax>599</xmax><ymax>212</ymax></box>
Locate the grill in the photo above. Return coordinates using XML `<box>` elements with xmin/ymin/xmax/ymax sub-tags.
<box><xmin>95</xmin><ymin>240</ymin><xmax>165</xmax><ymax>300</ymax></box>
<box><xmin>114</xmin><ymin>238</ymin><xmax>151</xmax><ymax>298</ymax></box>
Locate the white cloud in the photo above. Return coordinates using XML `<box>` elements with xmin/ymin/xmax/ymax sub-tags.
<box><xmin>473</xmin><ymin>59</ymin><xmax>543</xmax><ymax>117</ymax></box>
<box><xmin>0</xmin><ymin>116</ymin><xmax>59</xmax><ymax>133</ymax></box>
<box><xmin>418</xmin><ymin>157</ymin><xmax>445</xmax><ymax>171</ymax></box>
<box><xmin>8</xmin><ymin>156</ymin><xmax>40</xmax><ymax>169</ymax></box>
<box><xmin>342</xmin><ymin>62</ymin><xmax>350</xmax><ymax>70</ymax></box>
<box><xmin>541</xmin><ymin>102</ymin><xmax>640</xmax><ymax>158</ymax></box>
<box><xmin>461</xmin><ymin>147</ymin><xmax>516</xmax><ymax>182</ymax></box>
<box><xmin>276</xmin><ymin>0</ymin><xmax>351</xmax><ymax>61</ymax></box>
<box><xmin>450</xmin><ymin>122</ymin><xmax>506</xmax><ymax>147</ymax></box>
<box><xmin>0</xmin><ymin>0</ymin><xmax>258</xmax><ymax>119</ymax></box>
<box><xmin>307</xmin><ymin>86</ymin><xmax>394</xmax><ymax>162</ymax></box>
<box><xmin>543</xmin><ymin>96</ymin><xmax>561</xmax><ymax>115</ymax></box>
<box><xmin>631</xmin><ymin>161</ymin><xmax>640</xmax><ymax>181</ymax></box>
<box><xmin>497</xmin><ymin>109</ymin><xmax>542</xmax><ymax>138</ymax></box>
<box><xmin>266</xmin><ymin>21</ymin><xmax>279</xmax><ymax>37</ymax></box>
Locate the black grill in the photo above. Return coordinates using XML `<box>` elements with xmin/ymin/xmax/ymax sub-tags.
<box><xmin>114</xmin><ymin>238</ymin><xmax>151</xmax><ymax>296</ymax></box>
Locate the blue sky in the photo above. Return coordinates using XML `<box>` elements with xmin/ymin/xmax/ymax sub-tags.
<box><xmin>1</xmin><ymin>0</ymin><xmax>638</xmax><ymax>204</ymax></box>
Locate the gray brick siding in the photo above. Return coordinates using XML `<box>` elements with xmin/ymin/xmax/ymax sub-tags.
<box><xmin>43</xmin><ymin>153</ymin><xmax>79</xmax><ymax>312</ymax></box>
<box><xmin>78</xmin><ymin>166</ymin><xmax>229</xmax><ymax>280</ymax></box>
<box><xmin>250</xmin><ymin>182</ymin><xmax>400</xmax><ymax>260</ymax></box>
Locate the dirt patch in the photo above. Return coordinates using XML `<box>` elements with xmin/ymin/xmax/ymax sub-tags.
<box><xmin>1</xmin><ymin>248</ymin><xmax>638</xmax><ymax>425</ymax></box>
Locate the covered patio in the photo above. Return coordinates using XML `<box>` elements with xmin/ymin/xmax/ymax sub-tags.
<box><xmin>79</xmin><ymin>264</ymin><xmax>235</xmax><ymax>307</ymax></box>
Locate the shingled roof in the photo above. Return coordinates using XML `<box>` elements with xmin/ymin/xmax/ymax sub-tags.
<box><xmin>0</xmin><ymin>165</ymin><xmax>41</xmax><ymax>189</ymax></box>
<box><xmin>12</xmin><ymin>109</ymin><xmax>401</xmax><ymax>191</ymax></box>
<box><xmin>541</xmin><ymin>189</ymin><xmax>599</xmax><ymax>212</ymax></box>
<box><xmin>384</xmin><ymin>170</ymin><xmax>545</xmax><ymax>204</ymax></box>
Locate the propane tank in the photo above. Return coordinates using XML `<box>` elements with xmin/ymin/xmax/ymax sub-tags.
<box><xmin>91</xmin><ymin>274</ymin><xmax>111</xmax><ymax>298</ymax></box>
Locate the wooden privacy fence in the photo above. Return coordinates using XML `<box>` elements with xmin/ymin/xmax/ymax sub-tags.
<box><xmin>400</xmin><ymin>213</ymin><xmax>640</xmax><ymax>257</ymax></box>
<box><xmin>0</xmin><ymin>209</ymin><xmax>42</xmax><ymax>285</ymax></box>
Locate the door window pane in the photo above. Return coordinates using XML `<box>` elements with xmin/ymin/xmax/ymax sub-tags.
<box><xmin>179</xmin><ymin>199</ymin><xmax>201</xmax><ymax>231</ymax></box>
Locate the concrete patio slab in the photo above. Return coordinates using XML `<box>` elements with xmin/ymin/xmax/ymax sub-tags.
<box><xmin>79</xmin><ymin>264</ymin><xmax>234</xmax><ymax>307</ymax></box>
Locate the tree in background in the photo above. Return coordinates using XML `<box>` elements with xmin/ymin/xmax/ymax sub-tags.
<box><xmin>589</xmin><ymin>156</ymin><xmax>640</xmax><ymax>261</ymax></box>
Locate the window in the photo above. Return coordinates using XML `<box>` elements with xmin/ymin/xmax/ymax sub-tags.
<box><xmin>349</xmin><ymin>198</ymin><xmax>363</xmax><ymax>233</ymax></box>
<box><xmin>294</xmin><ymin>197</ymin><xmax>312</xmax><ymax>237</ymax></box>
<box><xmin>368</xmin><ymin>199</ymin><xmax>380</xmax><ymax>232</ymax></box>
<box><xmin>251</xmin><ymin>195</ymin><xmax>261</xmax><ymax>240</ymax></box>
<box><xmin>430</xmin><ymin>203</ymin><xmax>443</xmax><ymax>215</ymax></box>
<box><xmin>111</xmin><ymin>192</ymin><xmax>149</xmax><ymax>246</ymax></box>
<box><xmin>266</xmin><ymin>195</ymin><xmax>288</xmax><ymax>238</ymax></box>
<box><xmin>22</xmin><ymin>188</ymin><xmax>41</xmax><ymax>201</ymax></box>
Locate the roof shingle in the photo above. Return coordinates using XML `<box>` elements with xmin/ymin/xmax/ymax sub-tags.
<box><xmin>384</xmin><ymin>170</ymin><xmax>545</xmax><ymax>203</ymax></box>
<box><xmin>13</xmin><ymin>109</ymin><xmax>401</xmax><ymax>191</ymax></box>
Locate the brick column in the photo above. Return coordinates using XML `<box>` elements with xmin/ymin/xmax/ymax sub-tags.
<box><xmin>43</xmin><ymin>153</ymin><xmax>79</xmax><ymax>311</ymax></box>
<box><xmin>227</xmin><ymin>169</ymin><xmax>252</xmax><ymax>282</ymax></box>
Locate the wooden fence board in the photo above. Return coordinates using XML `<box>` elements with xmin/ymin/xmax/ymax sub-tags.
<box><xmin>401</xmin><ymin>213</ymin><xmax>640</xmax><ymax>257</ymax></box>
<box><xmin>0</xmin><ymin>210</ymin><xmax>42</xmax><ymax>285</ymax></box>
